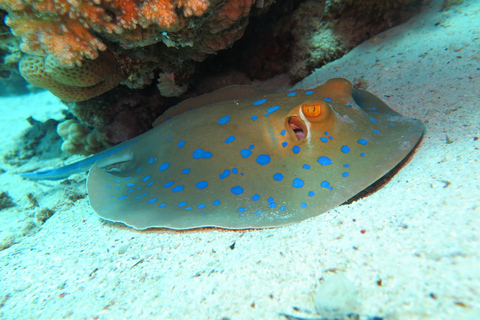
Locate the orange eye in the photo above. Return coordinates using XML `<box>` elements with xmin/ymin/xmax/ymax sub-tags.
<box><xmin>301</xmin><ymin>103</ymin><xmax>323</xmax><ymax>117</ymax></box>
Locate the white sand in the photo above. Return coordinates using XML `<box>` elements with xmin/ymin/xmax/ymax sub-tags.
<box><xmin>1</xmin><ymin>0</ymin><xmax>479</xmax><ymax>318</ymax></box>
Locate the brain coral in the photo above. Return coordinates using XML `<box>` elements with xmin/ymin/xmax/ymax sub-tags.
<box><xmin>18</xmin><ymin>51</ymin><xmax>123</xmax><ymax>102</ymax></box>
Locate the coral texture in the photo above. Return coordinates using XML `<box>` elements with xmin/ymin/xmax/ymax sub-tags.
<box><xmin>57</xmin><ymin>119</ymin><xmax>106</xmax><ymax>155</ymax></box>
<box><xmin>1</xmin><ymin>0</ymin><xmax>272</xmax><ymax>102</ymax></box>
<box><xmin>286</xmin><ymin>0</ymin><xmax>422</xmax><ymax>80</ymax></box>
<box><xmin>18</xmin><ymin>51</ymin><xmax>123</xmax><ymax>101</ymax></box>
<box><xmin>0</xmin><ymin>11</ymin><xmax>28</xmax><ymax>95</ymax></box>
<box><xmin>0</xmin><ymin>0</ymin><xmax>261</xmax><ymax>67</ymax></box>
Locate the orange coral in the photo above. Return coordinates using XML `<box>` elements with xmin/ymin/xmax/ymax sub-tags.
<box><xmin>0</xmin><ymin>0</ymin><xmax>211</xmax><ymax>66</ymax></box>
<box><xmin>199</xmin><ymin>0</ymin><xmax>253</xmax><ymax>53</ymax></box>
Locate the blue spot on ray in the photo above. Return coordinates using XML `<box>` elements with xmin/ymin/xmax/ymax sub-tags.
<box><xmin>240</xmin><ymin>149</ymin><xmax>252</xmax><ymax>158</ymax></box>
<box><xmin>177</xmin><ymin>140</ymin><xmax>186</xmax><ymax>148</ymax></box>
<box><xmin>142</xmin><ymin>175</ymin><xmax>150</xmax><ymax>182</ymax></box>
<box><xmin>292</xmin><ymin>178</ymin><xmax>305</xmax><ymax>188</ymax></box>
<box><xmin>287</xmin><ymin>92</ymin><xmax>297</xmax><ymax>96</ymax></box>
<box><xmin>256</xmin><ymin>154</ymin><xmax>271</xmax><ymax>165</ymax></box>
<box><xmin>196</xmin><ymin>181</ymin><xmax>208</xmax><ymax>189</ymax></box>
<box><xmin>159</xmin><ymin>162</ymin><xmax>170</xmax><ymax>171</ymax></box>
<box><xmin>320</xmin><ymin>137</ymin><xmax>328</xmax><ymax>143</ymax></box>
<box><xmin>302</xmin><ymin>164</ymin><xmax>310</xmax><ymax>169</ymax></box>
<box><xmin>253</xmin><ymin>98</ymin><xmax>267</xmax><ymax>105</ymax></box>
<box><xmin>148</xmin><ymin>198</ymin><xmax>157</xmax><ymax>203</ymax></box>
<box><xmin>252</xmin><ymin>194</ymin><xmax>260</xmax><ymax>201</ymax></box>
<box><xmin>252</xmin><ymin>115</ymin><xmax>258</xmax><ymax>121</ymax></box>
<box><xmin>224</xmin><ymin>135</ymin><xmax>236</xmax><ymax>144</ymax></box>
<box><xmin>317</xmin><ymin>156</ymin><xmax>333</xmax><ymax>166</ymax></box>
<box><xmin>135</xmin><ymin>192</ymin><xmax>148</xmax><ymax>200</ymax></box>
<box><xmin>163</xmin><ymin>181</ymin><xmax>174</xmax><ymax>188</ymax></box>
<box><xmin>213</xmin><ymin>200</ymin><xmax>220</xmax><ymax>206</ymax></box>
<box><xmin>282</xmin><ymin>142</ymin><xmax>288</xmax><ymax>148</ymax></box>
<box><xmin>231</xmin><ymin>186</ymin><xmax>244</xmax><ymax>195</ymax></box>
<box><xmin>305</xmin><ymin>90</ymin><xmax>314</xmax><ymax>95</ymax></box>
<box><xmin>172</xmin><ymin>185</ymin><xmax>184</xmax><ymax>193</ymax></box>
<box><xmin>265</xmin><ymin>106</ymin><xmax>280</xmax><ymax>116</ymax></box>
<box><xmin>219</xmin><ymin>169</ymin><xmax>231</xmax><ymax>179</ymax></box>
<box><xmin>320</xmin><ymin>180</ymin><xmax>333</xmax><ymax>190</ymax></box>
<box><xmin>341</xmin><ymin>145</ymin><xmax>350</xmax><ymax>153</ymax></box>
<box><xmin>192</xmin><ymin>148</ymin><xmax>213</xmax><ymax>159</ymax></box>
<box><xmin>182</xmin><ymin>168</ymin><xmax>191</xmax><ymax>174</ymax></box>
<box><xmin>273</xmin><ymin>173</ymin><xmax>284</xmax><ymax>181</ymax></box>
<box><xmin>218</xmin><ymin>116</ymin><xmax>230</xmax><ymax>125</ymax></box>
<box><xmin>292</xmin><ymin>146</ymin><xmax>301</xmax><ymax>154</ymax></box>
<box><xmin>358</xmin><ymin>139</ymin><xmax>368</xmax><ymax>145</ymax></box>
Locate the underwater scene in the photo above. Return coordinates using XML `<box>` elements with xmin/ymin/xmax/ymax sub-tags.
<box><xmin>0</xmin><ymin>0</ymin><xmax>479</xmax><ymax>318</ymax></box>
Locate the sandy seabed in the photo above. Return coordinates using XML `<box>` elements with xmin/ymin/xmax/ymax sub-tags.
<box><xmin>1</xmin><ymin>0</ymin><xmax>479</xmax><ymax>319</ymax></box>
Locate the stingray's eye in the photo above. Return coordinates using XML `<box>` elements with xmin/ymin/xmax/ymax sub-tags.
<box><xmin>302</xmin><ymin>103</ymin><xmax>322</xmax><ymax>117</ymax></box>
<box><xmin>300</xmin><ymin>100</ymin><xmax>331</xmax><ymax>123</ymax></box>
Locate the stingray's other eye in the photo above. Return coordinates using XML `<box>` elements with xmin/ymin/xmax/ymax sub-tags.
<box><xmin>300</xmin><ymin>100</ymin><xmax>330</xmax><ymax>123</ymax></box>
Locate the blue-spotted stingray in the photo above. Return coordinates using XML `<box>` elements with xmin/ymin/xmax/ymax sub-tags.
<box><xmin>21</xmin><ymin>78</ymin><xmax>424</xmax><ymax>230</ymax></box>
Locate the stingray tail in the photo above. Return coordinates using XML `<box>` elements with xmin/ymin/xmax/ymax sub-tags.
<box><xmin>19</xmin><ymin>140</ymin><xmax>139</xmax><ymax>181</ymax></box>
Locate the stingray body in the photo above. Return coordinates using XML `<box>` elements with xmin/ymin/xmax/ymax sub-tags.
<box><xmin>21</xmin><ymin>79</ymin><xmax>424</xmax><ymax>230</ymax></box>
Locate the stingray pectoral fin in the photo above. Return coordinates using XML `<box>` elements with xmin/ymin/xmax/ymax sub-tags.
<box><xmin>87</xmin><ymin>165</ymin><xmax>171</xmax><ymax>230</ymax></box>
<box><xmin>352</xmin><ymin>88</ymin><xmax>403</xmax><ymax>116</ymax></box>
<box><xmin>19</xmin><ymin>140</ymin><xmax>138</xmax><ymax>181</ymax></box>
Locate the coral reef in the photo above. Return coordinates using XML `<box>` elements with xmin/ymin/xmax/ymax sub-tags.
<box><xmin>57</xmin><ymin>120</ymin><xmax>106</xmax><ymax>155</ymax></box>
<box><xmin>0</xmin><ymin>191</ymin><xmax>15</xmax><ymax>210</ymax></box>
<box><xmin>3</xmin><ymin>117</ymin><xmax>63</xmax><ymax>166</ymax></box>
<box><xmin>70</xmin><ymin>87</ymin><xmax>166</xmax><ymax>147</ymax></box>
<box><xmin>287</xmin><ymin>0</ymin><xmax>423</xmax><ymax>80</ymax></box>
<box><xmin>0</xmin><ymin>11</ymin><xmax>29</xmax><ymax>95</ymax></box>
<box><xmin>220</xmin><ymin>0</ymin><xmax>424</xmax><ymax>82</ymax></box>
<box><xmin>0</xmin><ymin>0</ymin><xmax>271</xmax><ymax>67</ymax></box>
<box><xmin>18</xmin><ymin>51</ymin><xmax>123</xmax><ymax>102</ymax></box>
<box><xmin>1</xmin><ymin>0</ymin><xmax>425</xmax><ymax>156</ymax></box>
